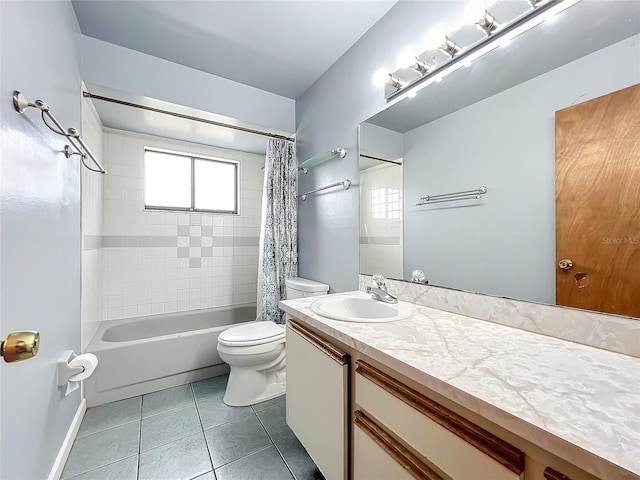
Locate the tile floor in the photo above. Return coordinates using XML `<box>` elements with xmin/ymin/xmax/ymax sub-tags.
<box><xmin>62</xmin><ymin>375</ymin><xmax>324</xmax><ymax>480</ymax></box>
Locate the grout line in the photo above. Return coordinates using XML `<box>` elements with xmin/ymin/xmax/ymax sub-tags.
<box><xmin>141</xmin><ymin>400</ymin><xmax>197</xmax><ymax>420</ymax></box>
<box><xmin>137</xmin><ymin>396</ymin><xmax>142</xmax><ymax>480</ymax></box>
<box><xmin>201</xmin><ymin>410</ymin><xmax>256</xmax><ymax>433</ymax></box>
<box><xmin>213</xmin><ymin>444</ymin><xmax>274</xmax><ymax>472</ymax></box>
<box><xmin>192</xmin><ymin>382</ymin><xmax>216</xmax><ymax>475</ymax></box>
<box><xmin>75</xmin><ymin>418</ymin><xmax>141</xmax><ymax>439</ymax></box>
<box><xmin>63</xmin><ymin>454</ymin><xmax>139</xmax><ymax>480</ymax></box>
<box><xmin>253</xmin><ymin>409</ymin><xmax>297</xmax><ymax>479</ymax></box>
<box><xmin>273</xmin><ymin>441</ymin><xmax>298</xmax><ymax>480</ymax></box>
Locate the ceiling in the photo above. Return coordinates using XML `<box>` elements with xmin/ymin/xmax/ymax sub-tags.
<box><xmin>72</xmin><ymin>0</ymin><xmax>397</xmax><ymax>100</ymax></box>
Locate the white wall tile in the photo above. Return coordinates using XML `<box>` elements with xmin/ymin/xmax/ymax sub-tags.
<box><xmin>100</xmin><ymin>128</ymin><xmax>264</xmax><ymax>321</ymax></box>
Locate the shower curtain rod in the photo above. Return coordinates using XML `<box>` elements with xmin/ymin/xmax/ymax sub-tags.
<box><xmin>82</xmin><ymin>92</ymin><xmax>295</xmax><ymax>142</ymax></box>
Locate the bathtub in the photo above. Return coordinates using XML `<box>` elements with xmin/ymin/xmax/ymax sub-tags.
<box><xmin>84</xmin><ymin>304</ymin><xmax>256</xmax><ymax>407</ymax></box>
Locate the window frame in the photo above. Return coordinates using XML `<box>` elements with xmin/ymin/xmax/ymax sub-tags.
<box><xmin>144</xmin><ymin>147</ymin><xmax>240</xmax><ymax>215</ymax></box>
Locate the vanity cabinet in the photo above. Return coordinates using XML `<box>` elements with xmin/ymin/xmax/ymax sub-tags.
<box><xmin>285</xmin><ymin>320</ymin><xmax>349</xmax><ymax>480</ymax></box>
<box><xmin>284</xmin><ymin>315</ymin><xmax>606</xmax><ymax>480</ymax></box>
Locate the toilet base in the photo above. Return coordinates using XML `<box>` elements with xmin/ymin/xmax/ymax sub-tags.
<box><xmin>222</xmin><ymin>366</ymin><xmax>286</xmax><ymax>406</ymax></box>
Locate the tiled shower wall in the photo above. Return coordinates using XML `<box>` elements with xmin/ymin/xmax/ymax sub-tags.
<box><xmin>101</xmin><ymin>128</ymin><xmax>264</xmax><ymax>321</ymax></box>
<box><xmin>81</xmin><ymin>93</ymin><xmax>104</xmax><ymax>349</ymax></box>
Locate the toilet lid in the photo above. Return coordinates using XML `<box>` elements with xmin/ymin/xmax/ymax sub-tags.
<box><xmin>218</xmin><ymin>321</ymin><xmax>285</xmax><ymax>346</ymax></box>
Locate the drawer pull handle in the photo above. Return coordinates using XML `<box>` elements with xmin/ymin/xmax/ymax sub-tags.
<box><xmin>544</xmin><ymin>467</ymin><xmax>573</xmax><ymax>480</ymax></box>
<box><xmin>355</xmin><ymin>410</ymin><xmax>443</xmax><ymax>480</ymax></box>
<box><xmin>288</xmin><ymin>320</ymin><xmax>347</xmax><ymax>365</ymax></box>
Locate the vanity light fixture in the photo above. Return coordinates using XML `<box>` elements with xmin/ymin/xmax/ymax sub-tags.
<box><xmin>425</xmin><ymin>28</ymin><xmax>462</xmax><ymax>57</ymax></box>
<box><xmin>377</xmin><ymin>0</ymin><xmax>582</xmax><ymax>105</ymax></box>
<box><xmin>464</xmin><ymin>0</ymin><xmax>501</xmax><ymax>34</ymax></box>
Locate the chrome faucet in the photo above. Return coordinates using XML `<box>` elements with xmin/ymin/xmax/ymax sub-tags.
<box><xmin>366</xmin><ymin>274</ymin><xmax>398</xmax><ymax>304</ymax></box>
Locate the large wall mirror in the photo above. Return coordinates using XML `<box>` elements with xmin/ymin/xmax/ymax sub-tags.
<box><xmin>359</xmin><ymin>0</ymin><xmax>640</xmax><ymax>318</ymax></box>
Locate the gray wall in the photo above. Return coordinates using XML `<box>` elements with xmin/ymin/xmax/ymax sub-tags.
<box><xmin>1</xmin><ymin>1</ymin><xmax>83</xmax><ymax>478</ymax></box>
<box><xmin>403</xmin><ymin>36</ymin><xmax>640</xmax><ymax>304</ymax></box>
<box><xmin>296</xmin><ymin>1</ymin><xmax>458</xmax><ymax>292</ymax></box>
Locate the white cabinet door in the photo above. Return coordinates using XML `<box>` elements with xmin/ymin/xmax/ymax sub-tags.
<box><xmin>286</xmin><ymin>320</ymin><xmax>349</xmax><ymax>480</ymax></box>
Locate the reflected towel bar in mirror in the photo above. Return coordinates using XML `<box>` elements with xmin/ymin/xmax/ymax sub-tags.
<box><xmin>12</xmin><ymin>90</ymin><xmax>106</xmax><ymax>174</ymax></box>
<box><xmin>416</xmin><ymin>186</ymin><xmax>487</xmax><ymax>205</ymax></box>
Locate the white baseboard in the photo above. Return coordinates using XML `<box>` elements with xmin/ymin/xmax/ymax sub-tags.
<box><xmin>48</xmin><ymin>398</ymin><xmax>87</xmax><ymax>480</ymax></box>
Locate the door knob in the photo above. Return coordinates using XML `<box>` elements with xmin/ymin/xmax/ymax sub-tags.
<box><xmin>558</xmin><ymin>259</ymin><xmax>573</xmax><ymax>271</ymax></box>
<box><xmin>1</xmin><ymin>331</ymin><xmax>40</xmax><ymax>363</ymax></box>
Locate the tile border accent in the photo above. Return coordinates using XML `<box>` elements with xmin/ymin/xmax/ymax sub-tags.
<box><xmin>359</xmin><ymin>275</ymin><xmax>640</xmax><ymax>357</ymax></box>
<box><xmin>359</xmin><ymin>236</ymin><xmax>401</xmax><ymax>245</ymax></box>
<box><xmin>85</xmin><ymin>235</ymin><xmax>259</xmax><ymax>250</ymax></box>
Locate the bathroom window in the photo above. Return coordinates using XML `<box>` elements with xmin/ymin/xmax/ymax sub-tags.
<box><xmin>144</xmin><ymin>148</ymin><xmax>238</xmax><ymax>214</ymax></box>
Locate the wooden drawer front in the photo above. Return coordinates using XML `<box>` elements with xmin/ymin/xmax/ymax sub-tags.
<box><xmin>354</xmin><ymin>410</ymin><xmax>443</xmax><ymax>480</ymax></box>
<box><xmin>356</xmin><ymin>361</ymin><xmax>524</xmax><ymax>480</ymax></box>
<box><xmin>286</xmin><ymin>321</ymin><xmax>349</xmax><ymax>480</ymax></box>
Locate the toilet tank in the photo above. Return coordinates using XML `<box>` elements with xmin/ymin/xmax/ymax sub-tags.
<box><xmin>285</xmin><ymin>277</ymin><xmax>330</xmax><ymax>299</ymax></box>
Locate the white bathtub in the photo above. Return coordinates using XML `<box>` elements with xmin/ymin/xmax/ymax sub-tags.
<box><xmin>84</xmin><ymin>304</ymin><xmax>256</xmax><ymax>407</ymax></box>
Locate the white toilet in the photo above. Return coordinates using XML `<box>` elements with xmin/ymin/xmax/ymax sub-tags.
<box><xmin>217</xmin><ymin>276</ymin><xmax>329</xmax><ymax>406</ymax></box>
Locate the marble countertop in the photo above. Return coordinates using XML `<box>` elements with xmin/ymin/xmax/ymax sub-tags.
<box><xmin>280</xmin><ymin>291</ymin><xmax>640</xmax><ymax>480</ymax></box>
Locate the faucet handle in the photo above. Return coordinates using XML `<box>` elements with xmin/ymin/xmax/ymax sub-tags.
<box><xmin>372</xmin><ymin>274</ymin><xmax>386</xmax><ymax>288</ymax></box>
<box><xmin>411</xmin><ymin>270</ymin><xmax>427</xmax><ymax>284</ymax></box>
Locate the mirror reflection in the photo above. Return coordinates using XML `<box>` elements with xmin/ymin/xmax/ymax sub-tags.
<box><xmin>359</xmin><ymin>0</ymin><xmax>640</xmax><ymax>318</ymax></box>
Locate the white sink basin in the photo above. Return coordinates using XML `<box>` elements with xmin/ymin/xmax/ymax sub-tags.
<box><xmin>311</xmin><ymin>293</ymin><xmax>413</xmax><ymax>323</ymax></box>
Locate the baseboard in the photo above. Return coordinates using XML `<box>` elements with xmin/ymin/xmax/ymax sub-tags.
<box><xmin>47</xmin><ymin>398</ymin><xmax>87</xmax><ymax>480</ymax></box>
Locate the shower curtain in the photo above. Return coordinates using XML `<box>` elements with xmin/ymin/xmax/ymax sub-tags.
<box><xmin>257</xmin><ymin>138</ymin><xmax>298</xmax><ymax>324</ymax></box>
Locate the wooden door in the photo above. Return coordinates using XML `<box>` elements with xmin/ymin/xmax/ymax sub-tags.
<box><xmin>556</xmin><ymin>84</ymin><xmax>640</xmax><ymax>317</ymax></box>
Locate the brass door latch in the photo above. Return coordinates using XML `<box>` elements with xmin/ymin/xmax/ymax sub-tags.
<box><xmin>1</xmin><ymin>331</ymin><xmax>40</xmax><ymax>363</ymax></box>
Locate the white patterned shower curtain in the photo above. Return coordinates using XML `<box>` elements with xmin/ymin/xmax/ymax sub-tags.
<box><xmin>257</xmin><ymin>138</ymin><xmax>298</xmax><ymax>324</ymax></box>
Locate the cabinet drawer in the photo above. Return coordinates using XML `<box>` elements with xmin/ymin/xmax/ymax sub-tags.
<box><xmin>356</xmin><ymin>361</ymin><xmax>524</xmax><ymax>480</ymax></box>
<box><xmin>354</xmin><ymin>410</ymin><xmax>443</xmax><ymax>480</ymax></box>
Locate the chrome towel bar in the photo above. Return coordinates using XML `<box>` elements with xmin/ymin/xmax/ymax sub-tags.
<box><xmin>298</xmin><ymin>179</ymin><xmax>351</xmax><ymax>201</ymax></box>
<box><xmin>416</xmin><ymin>186</ymin><xmax>487</xmax><ymax>206</ymax></box>
<box><xmin>12</xmin><ymin>91</ymin><xmax>105</xmax><ymax>174</ymax></box>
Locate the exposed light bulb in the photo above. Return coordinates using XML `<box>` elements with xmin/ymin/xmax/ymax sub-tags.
<box><xmin>397</xmin><ymin>47</ymin><xmax>419</xmax><ymax>69</ymax></box>
<box><xmin>372</xmin><ymin>67</ymin><xmax>390</xmax><ymax>87</ymax></box>
<box><xmin>425</xmin><ymin>28</ymin><xmax>448</xmax><ymax>50</ymax></box>
<box><xmin>464</xmin><ymin>0</ymin><xmax>488</xmax><ymax>25</ymax></box>
<box><xmin>407</xmin><ymin>89</ymin><xmax>417</xmax><ymax>99</ymax></box>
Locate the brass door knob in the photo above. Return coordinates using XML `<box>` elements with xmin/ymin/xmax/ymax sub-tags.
<box><xmin>558</xmin><ymin>259</ymin><xmax>574</xmax><ymax>271</ymax></box>
<box><xmin>1</xmin><ymin>331</ymin><xmax>40</xmax><ymax>363</ymax></box>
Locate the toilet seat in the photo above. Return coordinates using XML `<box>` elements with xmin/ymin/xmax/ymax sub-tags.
<box><xmin>219</xmin><ymin>321</ymin><xmax>285</xmax><ymax>347</ymax></box>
